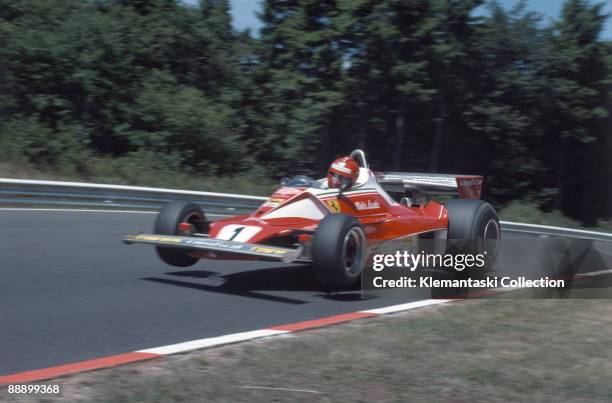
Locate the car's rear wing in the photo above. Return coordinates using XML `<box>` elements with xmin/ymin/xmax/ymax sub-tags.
<box><xmin>374</xmin><ymin>172</ymin><xmax>483</xmax><ymax>199</ymax></box>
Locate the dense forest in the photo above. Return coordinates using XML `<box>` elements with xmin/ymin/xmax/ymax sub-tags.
<box><xmin>0</xmin><ymin>0</ymin><xmax>611</xmax><ymax>224</ymax></box>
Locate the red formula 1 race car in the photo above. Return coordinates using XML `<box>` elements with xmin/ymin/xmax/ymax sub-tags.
<box><xmin>123</xmin><ymin>150</ymin><xmax>500</xmax><ymax>289</ymax></box>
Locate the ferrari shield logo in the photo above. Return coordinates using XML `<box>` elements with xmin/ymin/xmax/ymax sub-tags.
<box><xmin>326</xmin><ymin>199</ymin><xmax>341</xmax><ymax>213</ymax></box>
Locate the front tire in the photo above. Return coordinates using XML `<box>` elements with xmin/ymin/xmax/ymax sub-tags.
<box><xmin>154</xmin><ymin>201</ymin><xmax>205</xmax><ymax>267</ymax></box>
<box><xmin>312</xmin><ymin>213</ymin><xmax>366</xmax><ymax>289</ymax></box>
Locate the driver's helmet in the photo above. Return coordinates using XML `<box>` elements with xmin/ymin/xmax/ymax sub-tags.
<box><xmin>327</xmin><ymin>156</ymin><xmax>360</xmax><ymax>189</ymax></box>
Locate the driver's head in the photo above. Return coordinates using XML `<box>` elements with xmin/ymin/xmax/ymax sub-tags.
<box><xmin>327</xmin><ymin>156</ymin><xmax>359</xmax><ymax>189</ymax></box>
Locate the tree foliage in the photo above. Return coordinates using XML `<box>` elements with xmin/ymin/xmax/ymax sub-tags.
<box><xmin>0</xmin><ymin>0</ymin><xmax>610</xmax><ymax>222</ymax></box>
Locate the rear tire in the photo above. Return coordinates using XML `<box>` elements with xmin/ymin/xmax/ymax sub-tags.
<box><xmin>154</xmin><ymin>201</ymin><xmax>205</xmax><ymax>267</ymax></box>
<box><xmin>312</xmin><ymin>214</ymin><xmax>366</xmax><ymax>289</ymax></box>
<box><xmin>445</xmin><ymin>199</ymin><xmax>501</xmax><ymax>268</ymax></box>
<box><xmin>434</xmin><ymin>199</ymin><xmax>500</xmax><ymax>297</ymax></box>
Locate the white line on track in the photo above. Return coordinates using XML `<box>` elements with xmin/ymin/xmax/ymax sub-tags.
<box><xmin>0</xmin><ymin>208</ymin><xmax>231</xmax><ymax>217</ymax></box>
<box><xmin>0</xmin><ymin>208</ymin><xmax>156</xmax><ymax>214</ymax></box>
<box><xmin>500</xmin><ymin>220</ymin><xmax>612</xmax><ymax>238</ymax></box>
<box><xmin>0</xmin><ymin>178</ymin><xmax>268</xmax><ymax>201</ymax></box>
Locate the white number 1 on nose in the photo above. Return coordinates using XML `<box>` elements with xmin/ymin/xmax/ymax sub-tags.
<box><xmin>216</xmin><ymin>225</ymin><xmax>262</xmax><ymax>242</ymax></box>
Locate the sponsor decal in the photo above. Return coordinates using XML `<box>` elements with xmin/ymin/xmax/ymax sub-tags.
<box><xmin>181</xmin><ymin>238</ymin><xmax>249</xmax><ymax>251</ymax></box>
<box><xmin>263</xmin><ymin>198</ymin><xmax>283</xmax><ymax>208</ymax></box>
<box><xmin>456</xmin><ymin>176</ymin><xmax>483</xmax><ymax>199</ymax></box>
<box><xmin>355</xmin><ymin>200</ymin><xmax>380</xmax><ymax>211</ymax></box>
<box><xmin>250</xmin><ymin>246</ymin><xmax>287</xmax><ymax>255</ymax></box>
<box><xmin>133</xmin><ymin>235</ymin><xmax>182</xmax><ymax>243</ymax></box>
<box><xmin>457</xmin><ymin>178</ymin><xmax>482</xmax><ymax>187</ymax></box>
<box><xmin>325</xmin><ymin>199</ymin><xmax>341</xmax><ymax>213</ymax></box>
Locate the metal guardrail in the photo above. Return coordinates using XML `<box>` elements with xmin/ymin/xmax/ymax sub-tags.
<box><xmin>0</xmin><ymin>179</ymin><xmax>267</xmax><ymax>215</ymax></box>
<box><xmin>1</xmin><ymin>178</ymin><xmax>611</xmax><ymax>241</ymax></box>
<box><xmin>500</xmin><ymin>221</ymin><xmax>612</xmax><ymax>242</ymax></box>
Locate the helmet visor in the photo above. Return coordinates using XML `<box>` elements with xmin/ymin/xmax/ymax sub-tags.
<box><xmin>330</xmin><ymin>172</ymin><xmax>352</xmax><ymax>187</ymax></box>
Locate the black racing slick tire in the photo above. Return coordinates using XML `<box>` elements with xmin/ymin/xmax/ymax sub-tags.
<box><xmin>312</xmin><ymin>213</ymin><xmax>366</xmax><ymax>289</ymax></box>
<box><xmin>154</xmin><ymin>201</ymin><xmax>205</xmax><ymax>267</ymax></box>
<box><xmin>445</xmin><ymin>199</ymin><xmax>501</xmax><ymax>268</ymax></box>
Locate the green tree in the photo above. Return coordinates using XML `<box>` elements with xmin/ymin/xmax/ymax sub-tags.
<box><xmin>459</xmin><ymin>1</ymin><xmax>552</xmax><ymax>201</ymax></box>
<box><xmin>543</xmin><ymin>0</ymin><xmax>609</xmax><ymax>221</ymax></box>
<box><xmin>255</xmin><ymin>0</ymin><xmax>345</xmax><ymax>173</ymax></box>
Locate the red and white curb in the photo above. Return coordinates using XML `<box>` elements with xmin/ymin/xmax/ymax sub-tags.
<box><xmin>0</xmin><ymin>299</ymin><xmax>450</xmax><ymax>384</ymax></box>
<box><xmin>2</xmin><ymin>268</ymin><xmax>611</xmax><ymax>385</ymax></box>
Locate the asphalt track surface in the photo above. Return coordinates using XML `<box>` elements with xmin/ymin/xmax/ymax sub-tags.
<box><xmin>0</xmin><ymin>209</ymin><xmax>610</xmax><ymax>376</ymax></box>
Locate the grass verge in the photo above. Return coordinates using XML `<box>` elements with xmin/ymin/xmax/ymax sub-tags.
<box><xmin>499</xmin><ymin>201</ymin><xmax>612</xmax><ymax>232</ymax></box>
<box><xmin>0</xmin><ymin>158</ymin><xmax>277</xmax><ymax>197</ymax></box>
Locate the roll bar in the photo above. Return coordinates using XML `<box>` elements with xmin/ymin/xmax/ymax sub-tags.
<box><xmin>350</xmin><ymin>149</ymin><xmax>368</xmax><ymax>168</ymax></box>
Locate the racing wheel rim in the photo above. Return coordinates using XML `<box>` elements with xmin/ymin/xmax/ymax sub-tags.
<box><xmin>178</xmin><ymin>211</ymin><xmax>203</xmax><ymax>232</ymax></box>
<box><xmin>342</xmin><ymin>226</ymin><xmax>365</xmax><ymax>277</ymax></box>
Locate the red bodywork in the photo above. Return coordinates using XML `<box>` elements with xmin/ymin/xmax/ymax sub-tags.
<box><xmin>189</xmin><ymin>171</ymin><xmax>454</xmax><ymax>262</ymax></box>
<box><xmin>123</xmin><ymin>156</ymin><xmax>485</xmax><ymax>265</ymax></box>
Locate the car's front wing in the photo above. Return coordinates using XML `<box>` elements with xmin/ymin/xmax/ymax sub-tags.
<box><xmin>123</xmin><ymin>234</ymin><xmax>305</xmax><ymax>263</ymax></box>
